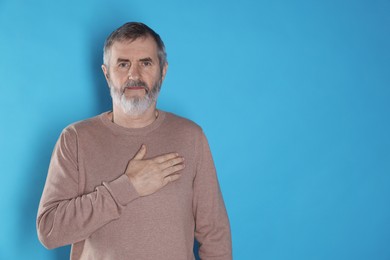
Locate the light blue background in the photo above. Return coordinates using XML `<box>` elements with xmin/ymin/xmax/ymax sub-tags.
<box><xmin>1</xmin><ymin>0</ymin><xmax>389</xmax><ymax>259</ymax></box>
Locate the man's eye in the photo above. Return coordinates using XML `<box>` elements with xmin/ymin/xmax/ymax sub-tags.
<box><xmin>118</xmin><ymin>63</ymin><xmax>130</xmax><ymax>69</ymax></box>
<box><xmin>142</xmin><ymin>61</ymin><xmax>152</xmax><ymax>67</ymax></box>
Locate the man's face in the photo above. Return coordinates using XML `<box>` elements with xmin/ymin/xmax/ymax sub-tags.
<box><xmin>102</xmin><ymin>36</ymin><xmax>167</xmax><ymax>115</ymax></box>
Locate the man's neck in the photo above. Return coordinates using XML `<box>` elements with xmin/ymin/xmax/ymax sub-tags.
<box><xmin>111</xmin><ymin>104</ymin><xmax>158</xmax><ymax>129</ymax></box>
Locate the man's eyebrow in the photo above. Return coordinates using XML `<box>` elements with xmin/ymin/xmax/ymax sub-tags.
<box><xmin>139</xmin><ymin>57</ymin><xmax>154</xmax><ymax>62</ymax></box>
<box><xmin>116</xmin><ymin>58</ymin><xmax>154</xmax><ymax>63</ymax></box>
<box><xmin>116</xmin><ymin>58</ymin><xmax>130</xmax><ymax>63</ymax></box>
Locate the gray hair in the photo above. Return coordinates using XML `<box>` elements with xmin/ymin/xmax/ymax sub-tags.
<box><xmin>103</xmin><ymin>22</ymin><xmax>167</xmax><ymax>72</ymax></box>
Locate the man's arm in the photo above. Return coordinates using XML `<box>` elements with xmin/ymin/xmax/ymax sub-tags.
<box><xmin>193</xmin><ymin>132</ymin><xmax>232</xmax><ymax>260</ymax></box>
<box><xmin>37</xmin><ymin>128</ymin><xmax>183</xmax><ymax>249</ymax></box>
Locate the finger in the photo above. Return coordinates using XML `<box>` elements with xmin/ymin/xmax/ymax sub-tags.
<box><xmin>153</xmin><ymin>152</ymin><xmax>180</xmax><ymax>163</ymax></box>
<box><xmin>160</xmin><ymin>157</ymin><xmax>184</xmax><ymax>170</ymax></box>
<box><xmin>161</xmin><ymin>163</ymin><xmax>185</xmax><ymax>177</ymax></box>
<box><xmin>133</xmin><ymin>144</ymin><xmax>147</xmax><ymax>160</ymax></box>
<box><xmin>162</xmin><ymin>173</ymin><xmax>181</xmax><ymax>186</ymax></box>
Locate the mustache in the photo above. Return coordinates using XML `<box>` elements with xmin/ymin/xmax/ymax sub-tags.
<box><xmin>121</xmin><ymin>80</ymin><xmax>148</xmax><ymax>93</ymax></box>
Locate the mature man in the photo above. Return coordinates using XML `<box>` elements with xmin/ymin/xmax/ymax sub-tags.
<box><xmin>37</xmin><ymin>22</ymin><xmax>232</xmax><ymax>259</ymax></box>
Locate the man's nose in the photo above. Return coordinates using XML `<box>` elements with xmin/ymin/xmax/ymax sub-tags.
<box><xmin>128</xmin><ymin>64</ymin><xmax>140</xmax><ymax>80</ymax></box>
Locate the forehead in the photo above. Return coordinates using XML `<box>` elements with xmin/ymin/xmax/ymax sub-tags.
<box><xmin>109</xmin><ymin>36</ymin><xmax>159</xmax><ymax>61</ymax></box>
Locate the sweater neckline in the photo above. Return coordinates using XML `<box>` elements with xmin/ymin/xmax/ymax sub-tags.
<box><xmin>99</xmin><ymin>110</ymin><xmax>166</xmax><ymax>135</ymax></box>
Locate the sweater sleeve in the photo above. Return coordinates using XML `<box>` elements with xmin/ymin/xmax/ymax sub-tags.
<box><xmin>36</xmin><ymin>127</ymin><xmax>140</xmax><ymax>249</ymax></box>
<box><xmin>193</xmin><ymin>132</ymin><xmax>232</xmax><ymax>260</ymax></box>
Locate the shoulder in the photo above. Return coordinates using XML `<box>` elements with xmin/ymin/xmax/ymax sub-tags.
<box><xmin>61</xmin><ymin>112</ymin><xmax>106</xmax><ymax>137</ymax></box>
<box><xmin>162</xmin><ymin>111</ymin><xmax>204</xmax><ymax>135</ymax></box>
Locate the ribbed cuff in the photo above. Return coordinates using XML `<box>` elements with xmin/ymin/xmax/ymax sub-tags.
<box><xmin>103</xmin><ymin>174</ymin><xmax>140</xmax><ymax>206</ymax></box>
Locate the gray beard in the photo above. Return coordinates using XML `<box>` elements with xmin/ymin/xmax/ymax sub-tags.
<box><xmin>109</xmin><ymin>81</ymin><xmax>161</xmax><ymax>116</ymax></box>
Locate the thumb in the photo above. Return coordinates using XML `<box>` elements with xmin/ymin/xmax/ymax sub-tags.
<box><xmin>133</xmin><ymin>144</ymin><xmax>147</xmax><ymax>160</ymax></box>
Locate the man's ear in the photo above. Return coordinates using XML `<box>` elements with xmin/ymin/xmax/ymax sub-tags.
<box><xmin>101</xmin><ymin>64</ymin><xmax>110</xmax><ymax>82</ymax></box>
<box><xmin>161</xmin><ymin>62</ymin><xmax>168</xmax><ymax>81</ymax></box>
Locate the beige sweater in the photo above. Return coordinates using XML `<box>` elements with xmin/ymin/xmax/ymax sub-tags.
<box><xmin>37</xmin><ymin>111</ymin><xmax>232</xmax><ymax>260</ymax></box>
